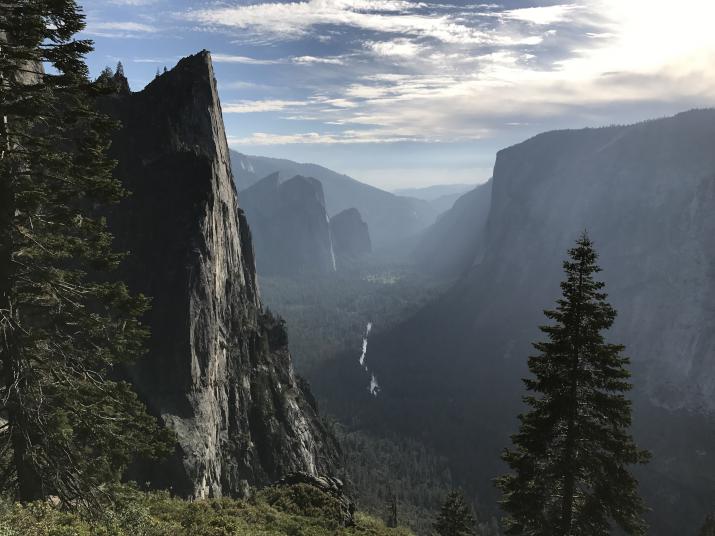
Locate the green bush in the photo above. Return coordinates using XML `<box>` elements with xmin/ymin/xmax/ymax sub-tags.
<box><xmin>258</xmin><ymin>483</ymin><xmax>344</xmax><ymax>524</ymax></box>
<box><xmin>0</xmin><ymin>484</ymin><xmax>413</xmax><ymax>536</ymax></box>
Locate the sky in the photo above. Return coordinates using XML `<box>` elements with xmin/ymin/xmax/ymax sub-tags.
<box><xmin>80</xmin><ymin>0</ymin><xmax>715</xmax><ymax>190</ymax></box>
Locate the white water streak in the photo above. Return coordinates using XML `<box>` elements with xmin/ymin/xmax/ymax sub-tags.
<box><xmin>358</xmin><ymin>321</ymin><xmax>380</xmax><ymax>397</ymax></box>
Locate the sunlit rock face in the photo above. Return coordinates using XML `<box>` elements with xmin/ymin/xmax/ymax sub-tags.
<box><xmin>99</xmin><ymin>51</ymin><xmax>338</xmax><ymax>499</ymax></box>
<box><xmin>240</xmin><ymin>173</ymin><xmax>337</xmax><ymax>276</ymax></box>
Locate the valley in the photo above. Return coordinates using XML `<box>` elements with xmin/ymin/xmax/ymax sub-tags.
<box><xmin>5</xmin><ymin>3</ymin><xmax>715</xmax><ymax>534</ymax></box>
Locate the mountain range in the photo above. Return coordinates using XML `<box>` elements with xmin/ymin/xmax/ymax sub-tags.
<box><xmin>394</xmin><ymin>183</ymin><xmax>478</xmax><ymax>217</ymax></box>
<box><xmin>231</xmin><ymin>151</ymin><xmax>444</xmax><ymax>249</ymax></box>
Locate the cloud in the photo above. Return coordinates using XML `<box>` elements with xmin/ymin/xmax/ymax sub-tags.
<box><xmin>367</xmin><ymin>38</ymin><xmax>423</xmax><ymax>57</ymax></box>
<box><xmin>84</xmin><ymin>21</ymin><xmax>158</xmax><ymax>38</ymax></box>
<box><xmin>132</xmin><ymin>57</ymin><xmax>176</xmax><ymax>63</ymax></box>
<box><xmin>228</xmin><ymin>130</ymin><xmax>431</xmax><ymax>146</ymax></box>
<box><xmin>106</xmin><ymin>0</ymin><xmax>156</xmax><ymax>4</ymax></box>
<box><xmin>293</xmin><ymin>56</ymin><xmax>346</xmax><ymax>65</ymax></box>
<box><xmin>207</xmin><ymin>0</ymin><xmax>715</xmax><ymax>151</ymax></box>
<box><xmin>220</xmin><ymin>80</ymin><xmax>274</xmax><ymax>91</ymax></box>
<box><xmin>223</xmin><ymin>100</ymin><xmax>307</xmax><ymax>113</ymax></box>
<box><xmin>211</xmin><ymin>54</ymin><xmax>282</xmax><ymax>65</ymax></box>
<box><xmin>88</xmin><ymin>21</ymin><xmax>156</xmax><ymax>33</ymax></box>
<box><xmin>501</xmin><ymin>5</ymin><xmax>578</xmax><ymax>25</ymax></box>
<box><xmin>184</xmin><ymin>1</ymin><xmax>521</xmax><ymax>45</ymax></box>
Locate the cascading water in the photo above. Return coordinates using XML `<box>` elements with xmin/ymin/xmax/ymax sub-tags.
<box><xmin>358</xmin><ymin>322</ymin><xmax>379</xmax><ymax>396</ymax></box>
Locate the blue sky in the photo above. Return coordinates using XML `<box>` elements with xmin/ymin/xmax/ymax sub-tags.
<box><xmin>81</xmin><ymin>0</ymin><xmax>715</xmax><ymax>190</ymax></box>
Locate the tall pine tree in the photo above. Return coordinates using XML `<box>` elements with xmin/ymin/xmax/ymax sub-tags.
<box><xmin>0</xmin><ymin>1</ymin><xmax>169</xmax><ymax>505</ymax></box>
<box><xmin>434</xmin><ymin>491</ymin><xmax>476</xmax><ymax>536</ymax></box>
<box><xmin>496</xmin><ymin>233</ymin><xmax>650</xmax><ymax>536</ymax></box>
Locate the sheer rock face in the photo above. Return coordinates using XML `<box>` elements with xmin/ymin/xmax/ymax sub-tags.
<box><xmin>240</xmin><ymin>173</ymin><xmax>337</xmax><ymax>275</ymax></box>
<box><xmin>479</xmin><ymin>110</ymin><xmax>715</xmax><ymax>412</ymax></box>
<box><xmin>329</xmin><ymin>208</ymin><xmax>371</xmax><ymax>268</ymax></box>
<box><xmin>99</xmin><ymin>51</ymin><xmax>338</xmax><ymax>499</ymax></box>
<box><xmin>412</xmin><ymin>180</ymin><xmax>492</xmax><ymax>279</ymax></box>
<box><xmin>371</xmin><ymin>109</ymin><xmax>715</xmax><ymax>417</ymax></box>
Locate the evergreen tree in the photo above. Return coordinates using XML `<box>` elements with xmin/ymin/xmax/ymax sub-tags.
<box><xmin>0</xmin><ymin>1</ymin><xmax>170</xmax><ymax>506</ymax></box>
<box><xmin>386</xmin><ymin>493</ymin><xmax>398</xmax><ymax>528</ymax></box>
<box><xmin>699</xmin><ymin>515</ymin><xmax>715</xmax><ymax>536</ymax></box>
<box><xmin>434</xmin><ymin>491</ymin><xmax>475</xmax><ymax>536</ymax></box>
<box><xmin>496</xmin><ymin>233</ymin><xmax>650</xmax><ymax>535</ymax></box>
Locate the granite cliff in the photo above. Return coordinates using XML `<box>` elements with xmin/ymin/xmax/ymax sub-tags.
<box><xmin>329</xmin><ymin>208</ymin><xmax>371</xmax><ymax>269</ymax></box>
<box><xmin>98</xmin><ymin>51</ymin><xmax>338</xmax><ymax>499</ymax></box>
<box><xmin>240</xmin><ymin>173</ymin><xmax>337</xmax><ymax>275</ymax></box>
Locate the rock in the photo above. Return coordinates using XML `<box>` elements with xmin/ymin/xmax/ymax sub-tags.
<box><xmin>274</xmin><ymin>471</ymin><xmax>356</xmax><ymax>526</ymax></box>
<box><xmin>98</xmin><ymin>51</ymin><xmax>339</xmax><ymax>499</ymax></box>
<box><xmin>240</xmin><ymin>172</ymin><xmax>337</xmax><ymax>275</ymax></box>
<box><xmin>329</xmin><ymin>208</ymin><xmax>371</xmax><ymax>269</ymax></box>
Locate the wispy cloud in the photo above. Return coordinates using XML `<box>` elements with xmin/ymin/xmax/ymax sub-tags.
<box><xmin>367</xmin><ymin>38</ymin><xmax>423</xmax><ymax>57</ymax></box>
<box><xmin>183</xmin><ymin>0</ymin><xmax>537</xmax><ymax>45</ymax></box>
<box><xmin>223</xmin><ymin>100</ymin><xmax>307</xmax><ymax>113</ymax></box>
<box><xmin>212</xmin><ymin>54</ymin><xmax>282</xmax><ymax>65</ymax></box>
<box><xmin>85</xmin><ymin>20</ymin><xmax>158</xmax><ymax>38</ymax></box>
<box><xmin>228</xmin><ymin>129</ymin><xmax>436</xmax><ymax>146</ymax></box>
<box><xmin>106</xmin><ymin>0</ymin><xmax>156</xmax><ymax>4</ymax></box>
<box><xmin>501</xmin><ymin>5</ymin><xmax>578</xmax><ymax>25</ymax></box>
<box><xmin>88</xmin><ymin>21</ymin><xmax>156</xmax><ymax>33</ymax></box>
<box><xmin>293</xmin><ymin>55</ymin><xmax>346</xmax><ymax>65</ymax></box>
<box><xmin>205</xmin><ymin>0</ymin><xmax>715</xmax><ymax>148</ymax></box>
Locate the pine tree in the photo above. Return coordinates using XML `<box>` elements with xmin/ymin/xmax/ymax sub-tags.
<box><xmin>434</xmin><ymin>491</ymin><xmax>476</xmax><ymax>536</ymax></box>
<box><xmin>496</xmin><ymin>233</ymin><xmax>650</xmax><ymax>535</ymax></box>
<box><xmin>699</xmin><ymin>515</ymin><xmax>715</xmax><ymax>536</ymax></box>
<box><xmin>386</xmin><ymin>493</ymin><xmax>398</xmax><ymax>528</ymax></box>
<box><xmin>0</xmin><ymin>1</ymin><xmax>170</xmax><ymax>506</ymax></box>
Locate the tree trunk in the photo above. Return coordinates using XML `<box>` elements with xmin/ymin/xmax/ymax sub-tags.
<box><xmin>560</xmin><ymin>390</ymin><xmax>577</xmax><ymax>536</ymax></box>
<box><xmin>560</xmin><ymin>267</ymin><xmax>586</xmax><ymax>535</ymax></box>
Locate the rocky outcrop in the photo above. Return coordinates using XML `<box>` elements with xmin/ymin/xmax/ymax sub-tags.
<box><xmin>329</xmin><ymin>208</ymin><xmax>371</xmax><ymax>269</ymax></box>
<box><xmin>98</xmin><ymin>51</ymin><xmax>339</xmax><ymax>499</ymax></box>
<box><xmin>240</xmin><ymin>173</ymin><xmax>337</xmax><ymax>276</ymax></box>
<box><xmin>274</xmin><ymin>472</ymin><xmax>355</xmax><ymax>526</ymax></box>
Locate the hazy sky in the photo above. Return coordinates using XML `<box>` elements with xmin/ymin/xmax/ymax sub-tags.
<box><xmin>81</xmin><ymin>0</ymin><xmax>715</xmax><ymax>190</ymax></box>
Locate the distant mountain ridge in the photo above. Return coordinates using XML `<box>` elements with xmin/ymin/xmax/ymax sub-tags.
<box><xmin>393</xmin><ymin>183</ymin><xmax>476</xmax><ymax>201</ymax></box>
<box><xmin>240</xmin><ymin>173</ymin><xmax>337</xmax><ymax>275</ymax></box>
<box><xmin>231</xmin><ymin>151</ymin><xmax>441</xmax><ymax>249</ymax></box>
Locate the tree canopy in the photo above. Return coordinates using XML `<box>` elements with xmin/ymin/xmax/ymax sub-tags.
<box><xmin>0</xmin><ymin>0</ymin><xmax>170</xmax><ymax>506</ymax></box>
